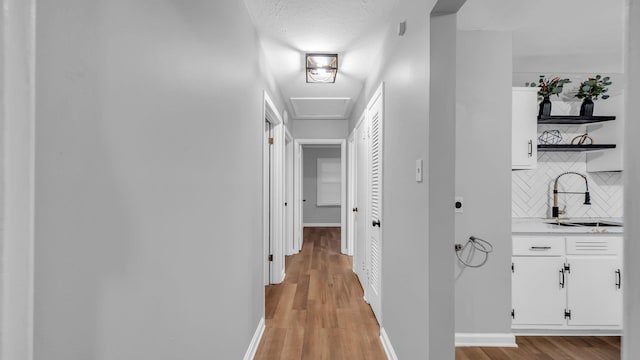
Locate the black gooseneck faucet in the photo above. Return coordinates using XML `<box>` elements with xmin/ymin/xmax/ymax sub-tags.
<box><xmin>552</xmin><ymin>172</ymin><xmax>591</xmax><ymax>218</ymax></box>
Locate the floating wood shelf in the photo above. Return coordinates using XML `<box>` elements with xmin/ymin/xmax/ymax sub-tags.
<box><xmin>538</xmin><ymin>144</ymin><xmax>617</xmax><ymax>152</ymax></box>
<box><xmin>538</xmin><ymin>115</ymin><xmax>616</xmax><ymax>124</ymax></box>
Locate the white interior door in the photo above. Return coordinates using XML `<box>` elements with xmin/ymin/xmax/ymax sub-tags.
<box><xmin>264</xmin><ymin>120</ymin><xmax>273</xmax><ymax>284</ymax></box>
<box><xmin>285</xmin><ymin>132</ymin><xmax>295</xmax><ymax>255</ymax></box>
<box><xmin>355</xmin><ymin>117</ymin><xmax>369</xmax><ymax>290</ymax></box>
<box><xmin>347</xmin><ymin>133</ymin><xmax>356</xmax><ymax>259</ymax></box>
<box><xmin>297</xmin><ymin>146</ymin><xmax>304</xmax><ymax>251</ymax></box>
<box><xmin>263</xmin><ymin>91</ymin><xmax>285</xmax><ymax>285</ymax></box>
<box><xmin>366</xmin><ymin>85</ymin><xmax>383</xmax><ymax>323</ymax></box>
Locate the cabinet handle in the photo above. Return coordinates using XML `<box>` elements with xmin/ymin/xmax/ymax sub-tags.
<box><xmin>616</xmin><ymin>269</ymin><xmax>621</xmax><ymax>289</ymax></box>
<box><xmin>530</xmin><ymin>246</ymin><xmax>551</xmax><ymax>251</ymax></box>
<box><xmin>372</xmin><ymin>219</ymin><xmax>381</xmax><ymax>227</ymax></box>
<box><xmin>559</xmin><ymin>269</ymin><xmax>565</xmax><ymax>288</ymax></box>
<box><xmin>528</xmin><ymin>140</ymin><xmax>533</xmax><ymax>157</ymax></box>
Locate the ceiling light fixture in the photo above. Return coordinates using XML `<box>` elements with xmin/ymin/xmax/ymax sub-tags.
<box><xmin>306</xmin><ymin>53</ymin><xmax>338</xmax><ymax>83</ymax></box>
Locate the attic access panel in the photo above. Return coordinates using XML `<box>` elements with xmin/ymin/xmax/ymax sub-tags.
<box><xmin>290</xmin><ymin>97</ymin><xmax>351</xmax><ymax>120</ymax></box>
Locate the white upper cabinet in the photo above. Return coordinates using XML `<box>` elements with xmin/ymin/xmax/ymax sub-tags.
<box><xmin>512</xmin><ymin>87</ymin><xmax>538</xmax><ymax>170</ymax></box>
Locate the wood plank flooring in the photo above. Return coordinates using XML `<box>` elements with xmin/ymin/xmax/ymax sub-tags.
<box><xmin>456</xmin><ymin>336</ymin><xmax>621</xmax><ymax>360</ymax></box>
<box><xmin>254</xmin><ymin>227</ymin><xmax>387</xmax><ymax>360</ymax></box>
<box><xmin>255</xmin><ymin>227</ymin><xmax>621</xmax><ymax>359</ymax></box>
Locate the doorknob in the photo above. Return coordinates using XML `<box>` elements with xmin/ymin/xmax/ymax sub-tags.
<box><xmin>372</xmin><ymin>219</ymin><xmax>381</xmax><ymax>227</ymax></box>
<box><xmin>352</xmin><ymin>207</ymin><xmax>358</xmax><ymax>212</ymax></box>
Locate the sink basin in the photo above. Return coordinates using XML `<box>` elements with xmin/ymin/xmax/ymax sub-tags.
<box><xmin>546</xmin><ymin>221</ymin><xmax>623</xmax><ymax>227</ymax></box>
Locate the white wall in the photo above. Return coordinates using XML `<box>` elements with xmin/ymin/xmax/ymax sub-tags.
<box><xmin>34</xmin><ymin>1</ymin><xmax>273</xmax><ymax>359</ymax></box>
<box><xmin>1</xmin><ymin>0</ymin><xmax>35</xmax><ymax>359</ymax></box>
<box><xmin>353</xmin><ymin>0</ymin><xmax>436</xmax><ymax>357</ymax></box>
<box><xmin>428</xmin><ymin>12</ymin><xmax>458</xmax><ymax>360</ymax></box>
<box><xmin>455</xmin><ymin>31</ymin><xmax>513</xmax><ymax>335</ymax></box>
<box><xmin>293</xmin><ymin>119</ymin><xmax>348</xmax><ymax>139</ymax></box>
<box><xmin>303</xmin><ymin>147</ymin><xmax>341</xmax><ymax>224</ymax></box>
<box><xmin>624</xmin><ymin>1</ymin><xmax>640</xmax><ymax>359</ymax></box>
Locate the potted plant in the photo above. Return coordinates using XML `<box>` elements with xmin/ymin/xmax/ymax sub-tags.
<box><xmin>575</xmin><ymin>75</ymin><xmax>612</xmax><ymax>117</ymax></box>
<box><xmin>528</xmin><ymin>75</ymin><xmax>571</xmax><ymax>116</ymax></box>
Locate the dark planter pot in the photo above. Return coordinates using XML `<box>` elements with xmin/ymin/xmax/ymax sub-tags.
<box><xmin>580</xmin><ymin>98</ymin><xmax>594</xmax><ymax>117</ymax></box>
<box><xmin>539</xmin><ymin>96</ymin><xmax>552</xmax><ymax>116</ymax></box>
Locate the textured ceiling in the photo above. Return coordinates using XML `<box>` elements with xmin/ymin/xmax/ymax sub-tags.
<box><xmin>458</xmin><ymin>0</ymin><xmax>625</xmax><ymax>73</ymax></box>
<box><xmin>244</xmin><ymin>0</ymin><xmax>399</xmax><ymax>120</ymax></box>
<box><xmin>244</xmin><ymin>0</ymin><xmax>625</xmax><ymax>121</ymax></box>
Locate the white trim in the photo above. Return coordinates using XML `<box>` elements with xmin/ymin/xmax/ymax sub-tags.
<box><xmin>513</xmin><ymin>330</ymin><xmax>622</xmax><ymax>336</ymax></box>
<box><xmin>284</xmin><ymin>129</ymin><xmax>295</xmax><ymax>256</ymax></box>
<box><xmin>303</xmin><ymin>223</ymin><xmax>342</xmax><ymax>227</ymax></box>
<box><xmin>265</xmin><ymin>91</ymin><xmax>282</xmax><ymax>125</ymax></box>
<box><xmin>294</xmin><ymin>144</ymin><xmax>303</xmax><ymax>252</ymax></box>
<box><xmin>2</xmin><ymin>1</ymin><xmax>36</xmax><ymax>359</ymax></box>
<box><xmin>455</xmin><ymin>333</ymin><xmax>517</xmax><ymax>348</ymax></box>
<box><xmin>263</xmin><ymin>91</ymin><xmax>286</xmax><ymax>285</ymax></box>
<box><xmin>346</xmin><ymin>130</ymin><xmax>356</xmax><ymax>257</ymax></box>
<box><xmin>380</xmin><ymin>327</ymin><xmax>398</xmax><ymax>360</ymax></box>
<box><xmin>294</xmin><ymin>139</ymin><xmax>347</xmax><ymax>254</ymax></box>
<box><xmin>243</xmin><ymin>317</ymin><xmax>266</xmax><ymax>360</ymax></box>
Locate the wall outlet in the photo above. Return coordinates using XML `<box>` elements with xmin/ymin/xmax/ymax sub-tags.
<box><xmin>455</xmin><ymin>196</ymin><xmax>463</xmax><ymax>213</ymax></box>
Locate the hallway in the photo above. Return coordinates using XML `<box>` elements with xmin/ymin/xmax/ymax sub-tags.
<box><xmin>254</xmin><ymin>227</ymin><xmax>386</xmax><ymax>359</ymax></box>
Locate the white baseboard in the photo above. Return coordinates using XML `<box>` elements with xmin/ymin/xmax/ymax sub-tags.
<box><xmin>243</xmin><ymin>317</ymin><xmax>265</xmax><ymax>360</ymax></box>
<box><xmin>275</xmin><ymin>271</ymin><xmax>286</xmax><ymax>284</ymax></box>
<box><xmin>380</xmin><ymin>327</ymin><xmax>398</xmax><ymax>360</ymax></box>
<box><xmin>455</xmin><ymin>333</ymin><xmax>517</xmax><ymax>347</ymax></box>
<box><xmin>303</xmin><ymin>223</ymin><xmax>341</xmax><ymax>227</ymax></box>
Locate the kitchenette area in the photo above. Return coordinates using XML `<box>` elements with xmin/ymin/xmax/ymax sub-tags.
<box><xmin>511</xmin><ymin>77</ymin><xmax>625</xmax><ymax>335</ymax></box>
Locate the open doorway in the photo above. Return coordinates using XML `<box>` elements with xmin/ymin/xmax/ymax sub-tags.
<box><xmin>293</xmin><ymin>139</ymin><xmax>347</xmax><ymax>254</ymax></box>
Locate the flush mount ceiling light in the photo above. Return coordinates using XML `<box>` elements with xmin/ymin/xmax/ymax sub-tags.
<box><xmin>306</xmin><ymin>53</ymin><xmax>338</xmax><ymax>83</ymax></box>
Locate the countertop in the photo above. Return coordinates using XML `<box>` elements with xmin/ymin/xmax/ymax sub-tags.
<box><xmin>513</xmin><ymin>217</ymin><xmax>624</xmax><ymax>234</ymax></box>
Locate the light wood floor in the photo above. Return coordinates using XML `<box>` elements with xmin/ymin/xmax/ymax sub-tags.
<box><xmin>456</xmin><ymin>336</ymin><xmax>621</xmax><ymax>360</ymax></box>
<box><xmin>255</xmin><ymin>227</ymin><xmax>621</xmax><ymax>359</ymax></box>
<box><xmin>254</xmin><ymin>227</ymin><xmax>387</xmax><ymax>360</ymax></box>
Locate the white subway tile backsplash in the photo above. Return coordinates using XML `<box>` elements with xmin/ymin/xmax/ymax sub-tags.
<box><xmin>513</xmin><ymin>125</ymin><xmax>623</xmax><ymax>218</ymax></box>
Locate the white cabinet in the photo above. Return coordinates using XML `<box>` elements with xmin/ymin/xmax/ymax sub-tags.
<box><xmin>565</xmin><ymin>237</ymin><xmax>623</xmax><ymax>327</ymax></box>
<box><xmin>512</xmin><ymin>235</ymin><xmax>623</xmax><ymax>331</ymax></box>
<box><xmin>512</xmin><ymin>257</ymin><xmax>566</xmax><ymax>326</ymax></box>
<box><xmin>512</xmin><ymin>87</ymin><xmax>538</xmax><ymax>170</ymax></box>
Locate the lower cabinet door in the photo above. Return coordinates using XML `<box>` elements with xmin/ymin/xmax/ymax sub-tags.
<box><xmin>566</xmin><ymin>256</ymin><xmax>623</xmax><ymax>327</ymax></box>
<box><xmin>512</xmin><ymin>256</ymin><xmax>566</xmax><ymax>326</ymax></box>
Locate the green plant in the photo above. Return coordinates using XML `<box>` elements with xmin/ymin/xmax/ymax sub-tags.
<box><xmin>527</xmin><ymin>75</ymin><xmax>571</xmax><ymax>99</ymax></box>
<box><xmin>575</xmin><ymin>75</ymin><xmax>612</xmax><ymax>100</ymax></box>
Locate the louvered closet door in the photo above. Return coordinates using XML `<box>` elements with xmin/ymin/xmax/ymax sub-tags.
<box><xmin>355</xmin><ymin>118</ymin><xmax>369</xmax><ymax>290</ymax></box>
<box><xmin>367</xmin><ymin>85</ymin><xmax>383</xmax><ymax>323</ymax></box>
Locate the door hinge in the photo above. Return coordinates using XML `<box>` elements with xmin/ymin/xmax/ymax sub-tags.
<box><xmin>511</xmin><ymin>262</ymin><xmax>514</xmax><ymax>273</ymax></box>
<box><xmin>511</xmin><ymin>309</ymin><xmax>515</xmax><ymax>319</ymax></box>
<box><xmin>564</xmin><ymin>309</ymin><xmax>572</xmax><ymax>320</ymax></box>
<box><xmin>268</xmin><ymin>254</ymin><xmax>273</xmax><ymax>262</ymax></box>
<box><xmin>564</xmin><ymin>263</ymin><xmax>571</xmax><ymax>273</ymax></box>
<box><xmin>268</xmin><ymin>137</ymin><xmax>274</xmax><ymax>145</ymax></box>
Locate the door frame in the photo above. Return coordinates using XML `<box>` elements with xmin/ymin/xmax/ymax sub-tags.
<box><xmin>263</xmin><ymin>91</ymin><xmax>285</xmax><ymax>285</ymax></box>
<box><xmin>1</xmin><ymin>1</ymin><xmax>36</xmax><ymax>359</ymax></box>
<box><xmin>347</xmin><ymin>131</ymin><xmax>356</xmax><ymax>258</ymax></box>
<box><xmin>284</xmin><ymin>128</ymin><xmax>295</xmax><ymax>255</ymax></box>
<box><xmin>349</xmin><ymin>112</ymin><xmax>367</xmax><ymax>279</ymax></box>
<box><xmin>293</xmin><ymin>139</ymin><xmax>347</xmax><ymax>254</ymax></box>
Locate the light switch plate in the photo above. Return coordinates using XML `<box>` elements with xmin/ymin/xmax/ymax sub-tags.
<box><xmin>415</xmin><ymin>159</ymin><xmax>423</xmax><ymax>182</ymax></box>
